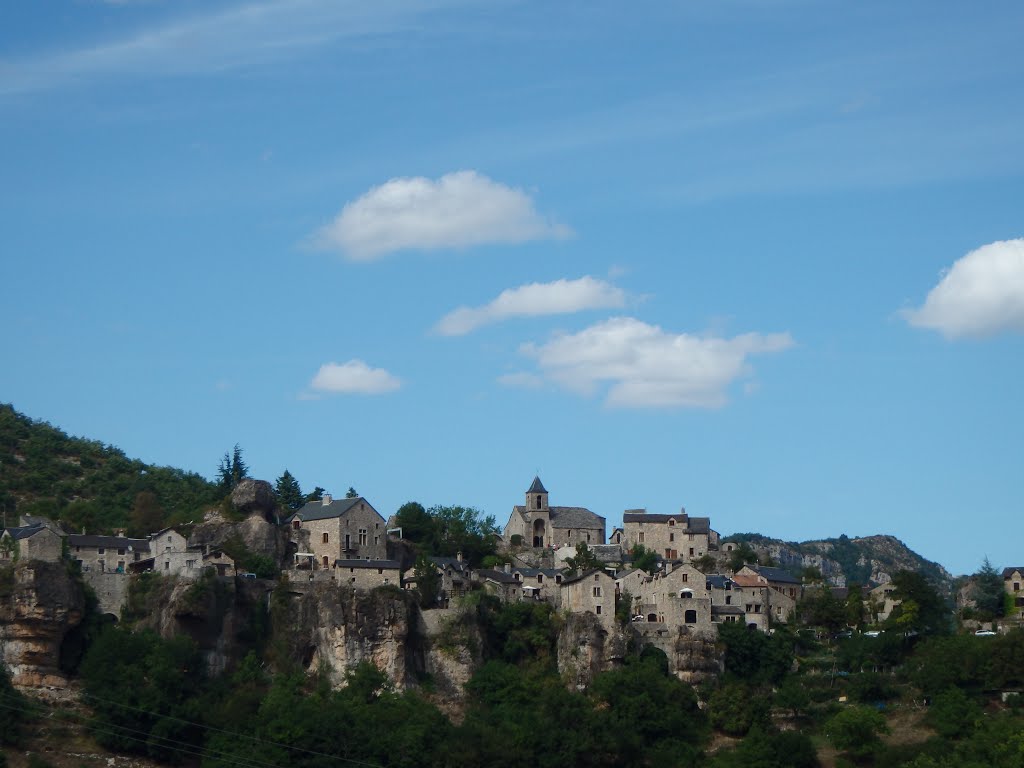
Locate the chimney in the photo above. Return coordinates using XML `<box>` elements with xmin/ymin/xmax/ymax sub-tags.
<box><xmin>321</xmin><ymin>494</ymin><xmax>332</xmax><ymax>505</ymax></box>
<box><xmin>456</xmin><ymin>551</ymin><xmax>463</xmax><ymax>563</ymax></box>
<box><xmin>504</xmin><ymin>562</ymin><xmax>511</xmax><ymax>574</ymax></box>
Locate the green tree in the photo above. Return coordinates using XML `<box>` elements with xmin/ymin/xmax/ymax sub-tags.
<box><xmin>825</xmin><ymin>706</ymin><xmax>888</xmax><ymax>760</ymax></box>
<box><xmin>217</xmin><ymin>444</ymin><xmax>248</xmax><ymax>493</ymax></box>
<box><xmin>274</xmin><ymin>470</ymin><xmax>304</xmax><ymax>511</ymax></box>
<box><xmin>411</xmin><ymin>553</ymin><xmax>441</xmax><ymax>609</ymax></box>
<box><xmin>0</xmin><ymin>662</ymin><xmax>30</xmax><ymax>747</ymax></box>
<box><xmin>304</xmin><ymin>486</ymin><xmax>325</xmax><ymax>502</ymax></box>
<box><xmin>928</xmin><ymin>686</ymin><xmax>982</xmax><ymax>739</ymax></box>
<box><xmin>564</xmin><ymin>542</ymin><xmax>602</xmax><ymax>573</ymax></box>
<box><xmin>971</xmin><ymin>557</ymin><xmax>1005</xmax><ymax>620</ymax></box>
<box><xmin>345</xmin><ymin>487</ymin><xmax>359</xmax><ymax>498</ymax></box>
<box><xmin>708</xmin><ymin>681</ymin><xmax>769</xmax><ymax>736</ymax></box>
<box><xmin>798</xmin><ymin>587</ymin><xmax>847</xmax><ymax>634</ymax></box>
<box><xmin>395</xmin><ymin>501</ymin><xmax>433</xmax><ymax>545</ymax></box>
<box><xmin>888</xmin><ymin>570</ymin><xmax>950</xmax><ymax>637</ymax></box>
<box><xmin>727</xmin><ymin>542</ymin><xmax>759</xmax><ymax>572</ymax></box>
<box><xmin>128</xmin><ymin>490</ymin><xmax>164</xmax><ymax>537</ymax></box>
<box><xmin>428</xmin><ymin>504</ymin><xmax>498</xmax><ymax>566</ymax></box>
<box><xmin>631</xmin><ymin>543</ymin><xmax>658</xmax><ymax>573</ymax></box>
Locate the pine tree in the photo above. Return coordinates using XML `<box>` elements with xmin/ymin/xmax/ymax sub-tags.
<box><xmin>274</xmin><ymin>470</ymin><xmax>304</xmax><ymax>511</ymax></box>
<box><xmin>216</xmin><ymin>444</ymin><xmax>249</xmax><ymax>492</ymax></box>
<box><xmin>346</xmin><ymin>487</ymin><xmax>359</xmax><ymax>498</ymax></box>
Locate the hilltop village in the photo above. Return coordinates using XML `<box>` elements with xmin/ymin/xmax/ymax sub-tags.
<box><xmin>4</xmin><ymin>475</ymin><xmax>1021</xmax><ymax>646</ymax></box>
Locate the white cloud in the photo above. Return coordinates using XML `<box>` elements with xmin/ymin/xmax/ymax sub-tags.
<box><xmin>517</xmin><ymin>317</ymin><xmax>793</xmax><ymax>408</ymax></box>
<box><xmin>497</xmin><ymin>372</ymin><xmax>546</xmax><ymax>390</ymax></box>
<box><xmin>903</xmin><ymin>239</ymin><xmax>1024</xmax><ymax>338</ymax></box>
<box><xmin>309</xmin><ymin>360</ymin><xmax>400</xmax><ymax>395</ymax></box>
<box><xmin>435</xmin><ymin>276</ymin><xmax>625</xmax><ymax>336</ymax></box>
<box><xmin>1</xmin><ymin>0</ymin><xmax>474</xmax><ymax>96</ymax></box>
<box><xmin>313</xmin><ymin>170</ymin><xmax>570</xmax><ymax>260</ymax></box>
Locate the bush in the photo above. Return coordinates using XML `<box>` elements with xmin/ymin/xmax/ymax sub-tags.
<box><xmin>825</xmin><ymin>706</ymin><xmax>888</xmax><ymax>760</ymax></box>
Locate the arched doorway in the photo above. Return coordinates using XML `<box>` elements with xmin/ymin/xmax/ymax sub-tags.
<box><xmin>532</xmin><ymin>519</ymin><xmax>546</xmax><ymax>548</ymax></box>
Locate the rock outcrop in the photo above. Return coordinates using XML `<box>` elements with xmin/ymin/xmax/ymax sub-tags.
<box><xmin>190</xmin><ymin>509</ymin><xmax>288</xmax><ymax>566</ymax></box>
<box><xmin>558</xmin><ymin>612</ymin><xmax>630</xmax><ymax>689</ymax></box>
<box><xmin>231</xmin><ymin>479</ymin><xmax>278</xmax><ymax>519</ymax></box>
<box><xmin>0</xmin><ymin>561</ymin><xmax>85</xmax><ymax>693</ymax></box>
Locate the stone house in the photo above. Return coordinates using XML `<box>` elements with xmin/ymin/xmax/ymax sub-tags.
<box><xmin>1</xmin><ymin>523</ymin><xmax>63</xmax><ymax>563</ymax></box>
<box><xmin>709</xmin><ymin>574</ymin><xmax>769</xmax><ymax>631</ymax></box>
<box><xmin>430</xmin><ymin>555</ymin><xmax>473</xmax><ymax>606</ymax></box>
<box><xmin>336</xmin><ymin>559</ymin><xmax>403</xmax><ymax>589</ymax></box>
<box><xmin>69</xmin><ymin>533</ymin><xmax>151</xmax><ymax>573</ymax></box>
<box><xmin>732</xmin><ymin>570</ymin><xmax>796</xmax><ymax>625</ymax></box>
<box><xmin>560</xmin><ymin>569</ymin><xmax>616</xmax><ymax>629</ymax></box>
<box><xmin>737</xmin><ymin>565</ymin><xmax>801</xmax><ymax>600</ymax></box>
<box><xmin>503</xmin><ymin>477</ymin><xmax>606</xmax><ymax>549</ymax></box>
<box><xmin>622</xmin><ymin>509</ymin><xmax>719</xmax><ymax>563</ymax></box>
<box><xmin>286</xmin><ymin>494</ymin><xmax>388</xmax><ymax>569</ymax></box>
<box><xmin>629</xmin><ymin>563</ymin><xmax>715</xmax><ymax>637</ymax></box>
<box><xmin>512</xmin><ymin>567</ymin><xmax>564</xmax><ymax>605</ymax></box>
<box><xmin>868</xmin><ymin>581</ymin><xmax>901</xmax><ymax>623</ymax></box>
<box><xmin>1003</xmin><ymin>568</ymin><xmax>1024</xmax><ymax>619</ymax></box>
<box><xmin>202</xmin><ymin>549</ymin><xmax>236</xmax><ymax>577</ymax></box>
<box><xmin>478</xmin><ymin>566</ymin><xmax>523</xmax><ymax>602</ymax></box>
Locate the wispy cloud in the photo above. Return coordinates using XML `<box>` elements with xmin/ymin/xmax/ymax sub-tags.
<box><xmin>1</xmin><ymin>0</ymin><xmax>472</xmax><ymax>96</ymax></box>
<box><xmin>313</xmin><ymin>170</ymin><xmax>569</xmax><ymax>261</ymax></box>
<box><xmin>511</xmin><ymin>317</ymin><xmax>793</xmax><ymax>408</ymax></box>
<box><xmin>308</xmin><ymin>359</ymin><xmax>401</xmax><ymax>396</ymax></box>
<box><xmin>435</xmin><ymin>276</ymin><xmax>625</xmax><ymax>336</ymax></box>
<box><xmin>903</xmin><ymin>238</ymin><xmax>1024</xmax><ymax>338</ymax></box>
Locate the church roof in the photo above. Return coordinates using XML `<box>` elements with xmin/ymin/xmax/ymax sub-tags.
<box><xmin>527</xmin><ymin>476</ymin><xmax>548</xmax><ymax>494</ymax></box>
<box><xmin>512</xmin><ymin>505</ymin><xmax>605</xmax><ymax>530</ymax></box>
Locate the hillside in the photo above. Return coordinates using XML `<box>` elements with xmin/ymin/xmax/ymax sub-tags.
<box><xmin>0</xmin><ymin>404</ymin><xmax>220</xmax><ymax>534</ymax></box>
<box><xmin>726</xmin><ymin>531</ymin><xmax>953</xmax><ymax>592</ymax></box>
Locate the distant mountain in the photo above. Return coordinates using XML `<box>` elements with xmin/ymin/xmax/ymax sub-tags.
<box><xmin>0</xmin><ymin>404</ymin><xmax>220</xmax><ymax>534</ymax></box>
<box><xmin>725</xmin><ymin>531</ymin><xmax>953</xmax><ymax>593</ymax></box>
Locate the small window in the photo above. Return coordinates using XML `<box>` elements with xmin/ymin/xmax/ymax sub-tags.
<box><xmin>725</xmin><ymin>595</ymin><xmax>731</xmax><ymax>605</ymax></box>
<box><xmin>682</xmin><ymin>573</ymin><xmax>688</xmax><ymax>582</ymax></box>
<box><xmin>668</xmin><ymin>519</ymin><xmax>676</xmax><ymax>527</ymax></box>
<box><xmin>596</xmin><ymin>605</ymin><xmax>602</xmax><ymax>615</ymax></box>
<box><xmin>638</xmin><ymin>532</ymin><xmax>645</xmax><ymax>543</ymax></box>
<box><xmin>323</xmin><ymin>533</ymin><xmax>329</xmax><ymax>544</ymax></box>
<box><xmin>684</xmin><ymin>609</ymin><xmax>697</xmax><ymax>624</ymax></box>
<box><xmin>358</xmin><ymin>529</ymin><xmax>367</xmax><ymax>545</ymax></box>
<box><xmin>669</xmin><ymin>532</ymin><xmax>674</xmax><ymax>542</ymax></box>
<box><xmin>164</xmin><ymin>561</ymin><xmax>170</xmax><ymax>570</ymax></box>
<box><xmin>537</xmin><ymin>574</ymin><xmax>543</xmax><ymax>584</ymax></box>
<box><xmin>593</xmin><ymin>586</ymin><xmax>602</xmax><ymax>597</ymax></box>
<box><xmin>689</xmin><ymin>548</ymin><xmax>694</xmax><ymax>556</ymax></box>
<box><xmin>378</xmin><ymin>569</ymin><xmax>383</xmax><ymax>575</ymax></box>
<box><xmin>688</xmin><ymin>533</ymin><xmax>694</xmax><ymax>541</ymax></box>
<box><xmin>98</xmin><ymin>547</ymin><xmax>105</xmax><ymax>555</ymax></box>
<box><xmin>293</xmin><ymin>520</ymin><xmax>300</xmax><ymax>530</ymax></box>
<box><xmin>117</xmin><ymin>548</ymin><xmax>126</xmax><ymax>555</ymax></box>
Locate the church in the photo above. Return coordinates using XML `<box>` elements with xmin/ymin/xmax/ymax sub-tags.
<box><xmin>503</xmin><ymin>476</ymin><xmax>606</xmax><ymax>548</ymax></box>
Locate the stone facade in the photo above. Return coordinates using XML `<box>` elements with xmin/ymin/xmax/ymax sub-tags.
<box><xmin>1</xmin><ymin>525</ymin><xmax>63</xmax><ymax>563</ymax></box>
<box><xmin>335</xmin><ymin>559</ymin><xmax>402</xmax><ymax>589</ymax></box>
<box><xmin>1004</xmin><ymin>567</ymin><xmax>1024</xmax><ymax>619</ymax></box>
<box><xmin>503</xmin><ymin>477</ymin><xmax>606</xmax><ymax>549</ymax></box>
<box><xmin>629</xmin><ymin>563</ymin><xmax>715</xmax><ymax>639</ymax></box>
<box><xmin>69</xmin><ymin>533</ymin><xmax>150</xmax><ymax>574</ymax></box>
<box><xmin>622</xmin><ymin>509</ymin><xmax>719</xmax><ymax>563</ymax></box>
<box><xmin>560</xmin><ymin>569</ymin><xmax>616</xmax><ymax>629</ymax></box>
<box><xmin>287</xmin><ymin>495</ymin><xmax>388</xmax><ymax>569</ymax></box>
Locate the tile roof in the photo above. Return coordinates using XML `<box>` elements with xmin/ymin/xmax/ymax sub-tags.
<box><xmin>621</xmin><ymin>513</ymin><xmax>711</xmax><ymax>533</ymax></box>
<box><xmin>4</xmin><ymin>524</ymin><xmax>48</xmax><ymax>541</ymax></box>
<box><xmin>745</xmin><ymin>564</ymin><xmax>801</xmax><ymax>584</ymax></box>
<box><xmin>68</xmin><ymin>534</ymin><xmax>150</xmax><ymax>551</ymax></box>
<box><xmin>334</xmin><ymin>559</ymin><xmax>403</xmax><ymax>569</ymax></box>
<box><xmin>560</xmin><ymin>568</ymin><xmax>612</xmax><ymax>586</ymax></box>
<box><xmin>430</xmin><ymin>556</ymin><xmax>470</xmax><ymax>573</ymax></box>
<box><xmin>512</xmin><ymin>505</ymin><xmax>605</xmax><ymax>529</ymax></box>
<box><xmin>1003</xmin><ymin>567</ymin><xmax>1024</xmax><ymax>578</ymax></box>
<box><xmin>705</xmin><ymin>575</ymin><xmax>735</xmax><ymax>589</ymax></box>
<box><xmin>477</xmin><ymin>568</ymin><xmax>521</xmax><ymax>584</ymax></box>
<box><xmin>289</xmin><ymin>497</ymin><xmax>363</xmax><ymax>522</ymax></box>
<box><xmin>527</xmin><ymin>476</ymin><xmax>548</xmax><ymax>494</ymax></box>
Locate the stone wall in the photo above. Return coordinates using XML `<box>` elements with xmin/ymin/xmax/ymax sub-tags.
<box><xmin>83</xmin><ymin>571</ymin><xmax>130</xmax><ymax>617</ymax></box>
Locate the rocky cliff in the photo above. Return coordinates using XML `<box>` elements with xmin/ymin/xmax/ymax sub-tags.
<box><xmin>726</xmin><ymin>532</ymin><xmax>953</xmax><ymax>592</ymax></box>
<box><xmin>0</xmin><ymin>561</ymin><xmax>84</xmax><ymax>693</ymax></box>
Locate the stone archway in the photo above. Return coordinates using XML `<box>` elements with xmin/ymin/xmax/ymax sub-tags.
<box><xmin>532</xmin><ymin>518</ymin><xmax>546</xmax><ymax>548</ymax></box>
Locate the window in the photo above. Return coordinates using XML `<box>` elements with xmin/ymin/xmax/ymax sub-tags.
<box><xmin>536</xmin><ymin>494</ymin><xmax>543</xmax><ymax>509</ymax></box>
<box><xmin>98</xmin><ymin>560</ymin><xmax>105</xmax><ymax>572</ymax></box>
<box><xmin>374</xmin><ymin>535</ymin><xmax>379</xmax><ymax>546</ymax></box>
<box><xmin>593</xmin><ymin>586</ymin><xmax>602</xmax><ymax>597</ymax></box>
<box><xmin>755</xmin><ymin>604</ymin><xmax>761</xmax><ymax>613</ymax></box>
<box><xmin>638</xmin><ymin>532</ymin><xmax>645</xmax><ymax>543</ymax></box>
<box><xmin>322</xmin><ymin>557</ymin><xmax>329</xmax><ymax>568</ymax></box>
<box><xmin>98</xmin><ymin>547</ymin><xmax>105</xmax><ymax>555</ymax></box>
<box><xmin>378</xmin><ymin>569</ymin><xmax>383</xmax><ymax>575</ymax></box>
<box><xmin>594</xmin><ymin>574</ymin><xmax>600</xmax><ymax>581</ymax></box>
<box><xmin>186</xmin><ymin>560</ymin><xmax>195</xmax><ymax>569</ymax></box>
<box><xmin>688</xmin><ymin>533</ymin><xmax>694</xmax><ymax>541</ymax></box>
<box><xmin>682</xmin><ymin>573</ymin><xmax>688</xmax><ymax>582</ymax></box>
<box><xmin>669</xmin><ymin>532</ymin><xmax>675</xmax><ymax>542</ymax></box>
<box><xmin>537</xmin><ymin>574</ymin><xmax>543</xmax><ymax>584</ymax></box>
<box><xmin>75</xmin><ymin>546</ymin><xmax>81</xmax><ymax>553</ymax></box>
<box><xmin>684</xmin><ymin>609</ymin><xmax>697</xmax><ymax>624</ymax></box>
<box><xmin>167</xmin><ymin>536</ymin><xmax>172</xmax><ymax>542</ymax></box>
<box><xmin>689</xmin><ymin>548</ymin><xmax>694</xmax><ymax>556</ymax></box>
<box><xmin>668</xmin><ymin>519</ymin><xmax>676</xmax><ymax>527</ymax></box>
<box><xmin>680</xmin><ymin>590</ymin><xmax>692</xmax><ymax>599</ymax></box>
<box><xmin>596</xmin><ymin>605</ymin><xmax>602</xmax><ymax>615</ymax></box>
<box><xmin>164</xmin><ymin>561</ymin><xmax>170</xmax><ymax>570</ymax></box>
<box><xmin>1015</xmin><ymin>582</ymin><xmax>1020</xmax><ymax>592</ymax></box>
<box><xmin>358</xmin><ymin>529</ymin><xmax>367</xmax><ymax>545</ymax></box>
<box><xmin>323</xmin><ymin>533</ymin><xmax>329</xmax><ymax>544</ymax></box>
<box><xmin>725</xmin><ymin>595</ymin><xmax>731</xmax><ymax>605</ymax></box>
<box><xmin>776</xmin><ymin>606</ymin><xmax>782</xmax><ymax>616</ymax></box>
<box><xmin>293</xmin><ymin>520</ymin><xmax>300</xmax><ymax>530</ymax></box>
<box><xmin>117</xmin><ymin>548</ymin><xmax>126</xmax><ymax>555</ymax></box>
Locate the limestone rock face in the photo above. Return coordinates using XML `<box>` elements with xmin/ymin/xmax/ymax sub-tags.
<box><xmin>0</xmin><ymin>561</ymin><xmax>84</xmax><ymax>691</ymax></box>
<box><xmin>231</xmin><ymin>479</ymin><xmax>277</xmax><ymax>518</ymax></box>
<box><xmin>190</xmin><ymin>509</ymin><xmax>287</xmax><ymax>565</ymax></box>
<box><xmin>276</xmin><ymin>580</ymin><xmax>426</xmax><ymax>691</ymax></box>
<box><xmin>420</xmin><ymin>604</ymin><xmax>485</xmax><ymax>719</ymax></box>
<box><xmin>558</xmin><ymin>612</ymin><xmax>630</xmax><ymax>689</ymax></box>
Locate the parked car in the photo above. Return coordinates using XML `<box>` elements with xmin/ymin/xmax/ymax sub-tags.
<box><xmin>975</xmin><ymin>629</ymin><xmax>997</xmax><ymax>636</ymax></box>
<box><xmin>864</xmin><ymin>630</ymin><xmax>882</xmax><ymax>637</ymax></box>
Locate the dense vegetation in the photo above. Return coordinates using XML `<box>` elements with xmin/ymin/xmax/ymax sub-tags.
<box><xmin>0</xmin><ymin>404</ymin><xmax>220</xmax><ymax>534</ymax></box>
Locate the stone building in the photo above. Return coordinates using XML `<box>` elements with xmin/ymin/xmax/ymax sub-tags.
<box><xmin>0</xmin><ymin>523</ymin><xmax>63</xmax><ymax>563</ymax></box>
<box><xmin>512</xmin><ymin>567</ymin><xmax>564</xmax><ymax>605</ymax></box>
<box><xmin>69</xmin><ymin>533</ymin><xmax>150</xmax><ymax>573</ymax></box>
<box><xmin>733</xmin><ymin>567</ymin><xmax>798</xmax><ymax>624</ymax></box>
<box><xmin>286</xmin><ymin>494</ymin><xmax>388</xmax><ymax>569</ymax></box>
<box><xmin>622</xmin><ymin>509</ymin><xmax>719</xmax><ymax>563</ymax></box>
<box><xmin>1003</xmin><ymin>567</ymin><xmax>1024</xmax><ymax>619</ymax></box>
<box><xmin>708</xmin><ymin>574</ymin><xmax>769</xmax><ymax>631</ymax></box>
<box><xmin>629</xmin><ymin>563</ymin><xmax>715</xmax><ymax>638</ymax></box>
<box><xmin>335</xmin><ymin>559</ymin><xmax>402</xmax><ymax>589</ymax></box>
<box><xmin>430</xmin><ymin>555</ymin><xmax>473</xmax><ymax>605</ymax></box>
<box><xmin>503</xmin><ymin>476</ymin><xmax>606</xmax><ymax>549</ymax></box>
<box><xmin>478</xmin><ymin>566</ymin><xmax>523</xmax><ymax>602</ymax></box>
<box><xmin>560</xmin><ymin>569</ymin><xmax>616</xmax><ymax>629</ymax></box>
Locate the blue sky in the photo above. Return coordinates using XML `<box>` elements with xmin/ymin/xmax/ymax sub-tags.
<box><xmin>2</xmin><ymin>1</ymin><xmax>1022</xmax><ymax>577</ymax></box>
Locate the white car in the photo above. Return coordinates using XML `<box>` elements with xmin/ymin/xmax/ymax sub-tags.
<box><xmin>975</xmin><ymin>629</ymin><xmax>997</xmax><ymax>636</ymax></box>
